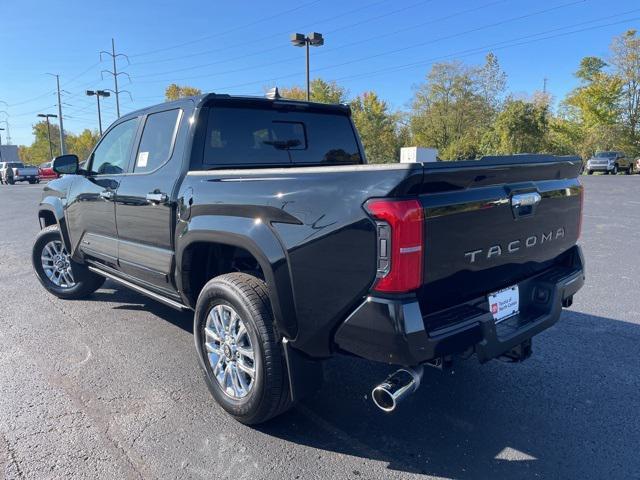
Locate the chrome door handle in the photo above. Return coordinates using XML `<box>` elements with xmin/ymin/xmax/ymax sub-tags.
<box><xmin>146</xmin><ymin>192</ymin><xmax>168</xmax><ymax>203</ymax></box>
<box><xmin>100</xmin><ymin>190</ymin><xmax>114</xmax><ymax>200</ymax></box>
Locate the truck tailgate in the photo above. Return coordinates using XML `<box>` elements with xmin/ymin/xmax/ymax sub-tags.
<box><xmin>417</xmin><ymin>156</ymin><xmax>582</xmax><ymax>315</ymax></box>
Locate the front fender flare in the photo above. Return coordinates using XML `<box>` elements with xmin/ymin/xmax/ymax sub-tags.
<box><xmin>39</xmin><ymin>197</ymin><xmax>72</xmax><ymax>252</ymax></box>
<box><xmin>176</xmin><ymin>215</ymin><xmax>298</xmax><ymax>339</ymax></box>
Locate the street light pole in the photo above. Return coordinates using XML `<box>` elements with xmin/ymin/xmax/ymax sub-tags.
<box><xmin>0</xmin><ymin>128</ymin><xmax>4</xmax><ymax>162</ymax></box>
<box><xmin>290</xmin><ymin>33</ymin><xmax>324</xmax><ymax>101</ymax></box>
<box><xmin>37</xmin><ymin>113</ymin><xmax>58</xmax><ymax>160</ymax></box>
<box><xmin>86</xmin><ymin>90</ymin><xmax>111</xmax><ymax>135</ymax></box>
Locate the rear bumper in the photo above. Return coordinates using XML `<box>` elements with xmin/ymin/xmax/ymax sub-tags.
<box><xmin>15</xmin><ymin>175</ymin><xmax>38</xmax><ymax>181</ymax></box>
<box><xmin>334</xmin><ymin>246</ymin><xmax>585</xmax><ymax>366</ymax></box>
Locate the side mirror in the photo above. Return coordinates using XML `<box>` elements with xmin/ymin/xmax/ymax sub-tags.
<box><xmin>52</xmin><ymin>154</ymin><xmax>79</xmax><ymax>175</ymax></box>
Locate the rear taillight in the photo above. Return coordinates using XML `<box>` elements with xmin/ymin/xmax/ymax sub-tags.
<box><xmin>364</xmin><ymin>199</ymin><xmax>424</xmax><ymax>293</ymax></box>
<box><xmin>577</xmin><ymin>184</ymin><xmax>584</xmax><ymax>239</ymax></box>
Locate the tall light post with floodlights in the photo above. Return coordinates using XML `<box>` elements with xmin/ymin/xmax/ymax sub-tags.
<box><xmin>290</xmin><ymin>32</ymin><xmax>324</xmax><ymax>101</ymax></box>
<box><xmin>86</xmin><ymin>90</ymin><xmax>111</xmax><ymax>135</ymax></box>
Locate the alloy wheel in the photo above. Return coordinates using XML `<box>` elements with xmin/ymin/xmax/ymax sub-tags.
<box><xmin>40</xmin><ymin>240</ymin><xmax>76</xmax><ymax>288</ymax></box>
<box><xmin>204</xmin><ymin>304</ymin><xmax>256</xmax><ymax>399</ymax></box>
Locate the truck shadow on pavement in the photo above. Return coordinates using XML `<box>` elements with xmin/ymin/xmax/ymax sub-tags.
<box><xmin>90</xmin><ymin>285</ymin><xmax>639</xmax><ymax>479</ymax></box>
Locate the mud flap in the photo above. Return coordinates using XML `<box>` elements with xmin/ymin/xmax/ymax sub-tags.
<box><xmin>282</xmin><ymin>339</ymin><xmax>324</xmax><ymax>402</ymax></box>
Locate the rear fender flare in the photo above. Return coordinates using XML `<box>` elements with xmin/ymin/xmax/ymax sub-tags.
<box><xmin>176</xmin><ymin>215</ymin><xmax>298</xmax><ymax>339</ymax></box>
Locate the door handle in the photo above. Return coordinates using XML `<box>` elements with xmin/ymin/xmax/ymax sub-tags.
<box><xmin>100</xmin><ymin>190</ymin><xmax>114</xmax><ymax>201</ymax></box>
<box><xmin>146</xmin><ymin>191</ymin><xmax>168</xmax><ymax>204</ymax></box>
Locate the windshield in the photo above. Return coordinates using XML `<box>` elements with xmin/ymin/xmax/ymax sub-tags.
<box><xmin>7</xmin><ymin>162</ymin><xmax>24</xmax><ymax>168</ymax></box>
<box><xmin>595</xmin><ymin>152</ymin><xmax>617</xmax><ymax>159</ymax></box>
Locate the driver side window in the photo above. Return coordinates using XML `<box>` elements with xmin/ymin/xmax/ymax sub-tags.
<box><xmin>90</xmin><ymin>118</ymin><xmax>137</xmax><ymax>175</ymax></box>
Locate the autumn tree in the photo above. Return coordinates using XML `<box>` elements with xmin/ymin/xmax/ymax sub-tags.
<box><xmin>351</xmin><ymin>92</ymin><xmax>402</xmax><ymax>163</ymax></box>
<box><xmin>279</xmin><ymin>78</ymin><xmax>348</xmax><ymax>103</ymax></box>
<box><xmin>18</xmin><ymin>121</ymin><xmax>61</xmax><ymax>164</ymax></box>
<box><xmin>66</xmin><ymin>129</ymin><xmax>100</xmax><ymax>161</ymax></box>
<box><xmin>165</xmin><ymin>84</ymin><xmax>202</xmax><ymax>101</ymax></box>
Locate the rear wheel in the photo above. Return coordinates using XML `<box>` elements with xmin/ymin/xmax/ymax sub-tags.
<box><xmin>194</xmin><ymin>272</ymin><xmax>292</xmax><ymax>425</ymax></box>
<box><xmin>32</xmin><ymin>225</ymin><xmax>105</xmax><ymax>299</ymax></box>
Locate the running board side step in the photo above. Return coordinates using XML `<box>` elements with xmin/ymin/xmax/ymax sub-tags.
<box><xmin>88</xmin><ymin>266</ymin><xmax>190</xmax><ymax>311</ymax></box>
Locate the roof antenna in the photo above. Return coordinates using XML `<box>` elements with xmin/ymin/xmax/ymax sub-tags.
<box><xmin>265</xmin><ymin>87</ymin><xmax>281</xmax><ymax>100</ymax></box>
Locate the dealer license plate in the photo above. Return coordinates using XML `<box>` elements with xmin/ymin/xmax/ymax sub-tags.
<box><xmin>488</xmin><ymin>285</ymin><xmax>519</xmax><ymax>323</ymax></box>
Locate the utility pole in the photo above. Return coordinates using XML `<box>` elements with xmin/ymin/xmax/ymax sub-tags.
<box><xmin>46</xmin><ymin>73</ymin><xmax>66</xmax><ymax>154</ymax></box>
<box><xmin>543</xmin><ymin>77</ymin><xmax>548</xmax><ymax>94</ymax></box>
<box><xmin>101</xmin><ymin>38</ymin><xmax>130</xmax><ymax>118</ymax></box>
<box><xmin>37</xmin><ymin>113</ymin><xmax>57</xmax><ymax>159</ymax></box>
<box><xmin>0</xmin><ymin>114</ymin><xmax>11</xmax><ymax>145</ymax></box>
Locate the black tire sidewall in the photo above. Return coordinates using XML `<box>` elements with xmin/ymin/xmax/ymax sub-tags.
<box><xmin>32</xmin><ymin>227</ymin><xmax>103</xmax><ymax>299</ymax></box>
<box><xmin>194</xmin><ymin>278</ymin><xmax>270</xmax><ymax>421</ymax></box>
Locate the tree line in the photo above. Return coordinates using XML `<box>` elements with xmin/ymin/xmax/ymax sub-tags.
<box><xmin>19</xmin><ymin>29</ymin><xmax>639</xmax><ymax>165</ymax></box>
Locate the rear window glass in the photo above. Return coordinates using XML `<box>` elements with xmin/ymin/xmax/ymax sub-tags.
<box><xmin>203</xmin><ymin>104</ymin><xmax>361</xmax><ymax>166</ymax></box>
<box><xmin>135</xmin><ymin>109</ymin><xmax>181</xmax><ymax>172</ymax></box>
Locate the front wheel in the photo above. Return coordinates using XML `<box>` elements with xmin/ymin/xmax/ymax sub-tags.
<box><xmin>32</xmin><ymin>225</ymin><xmax>105</xmax><ymax>299</ymax></box>
<box><xmin>194</xmin><ymin>272</ymin><xmax>293</xmax><ymax>425</ymax></box>
<box><xmin>612</xmin><ymin>165</ymin><xmax>619</xmax><ymax>175</ymax></box>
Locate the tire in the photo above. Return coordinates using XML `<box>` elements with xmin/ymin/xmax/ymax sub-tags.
<box><xmin>194</xmin><ymin>272</ymin><xmax>292</xmax><ymax>425</ymax></box>
<box><xmin>587</xmin><ymin>170</ymin><xmax>593</xmax><ymax>175</ymax></box>
<box><xmin>32</xmin><ymin>225</ymin><xmax>105</xmax><ymax>299</ymax></box>
<box><xmin>612</xmin><ymin>165</ymin><xmax>618</xmax><ymax>175</ymax></box>
<box><xmin>626</xmin><ymin>166</ymin><xmax>633</xmax><ymax>175</ymax></box>
<box><xmin>29</xmin><ymin>179</ymin><xmax>36</xmax><ymax>184</ymax></box>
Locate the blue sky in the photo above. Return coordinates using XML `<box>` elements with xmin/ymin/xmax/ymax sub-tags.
<box><xmin>1</xmin><ymin>0</ymin><xmax>638</xmax><ymax>146</ymax></box>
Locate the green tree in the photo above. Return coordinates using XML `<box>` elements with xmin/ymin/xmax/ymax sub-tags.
<box><xmin>481</xmin><ymin>99</ymin><xmax>549</xmax><ymax>154</ymax></box>
<box><xmin>351</xmin><ymin>92</ymin><xmax>401</xmax><ymax>163</ymax></box>
<box><xmin>610</xmin><ymin>29</ymin><xmax>640</xmax><ymax>145</ymax></box>
<box><xmin>279</xmin><ymin>78</ymin><xmax>348</xmax><ymax>103</ymax></box>
<box><xmin>165</xmin><ymin>84</ymin><xmax>202</xmax><ymax>101</ymax></box>
<box><xmin>410</xmin><ymin>60</ymin><xmax>494</xmax><ymax>159</ymax></box>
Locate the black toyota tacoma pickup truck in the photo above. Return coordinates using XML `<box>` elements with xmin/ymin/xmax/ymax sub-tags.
<box><xmin>32</xmin><ymin>92</ymin><xmax>585</xmax><ymax>424</ymax></box>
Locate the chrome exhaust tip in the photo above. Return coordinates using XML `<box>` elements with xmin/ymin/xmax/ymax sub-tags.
<box><xmin>371</xmin><ymin>366</ymin><xmax>424</xmax><ymax>412</ymax></box>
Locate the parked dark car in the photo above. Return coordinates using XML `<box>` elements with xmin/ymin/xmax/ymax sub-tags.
<box><xmin>585</xmin><ymin>151</ymin><xmax>633</xmax><ymax>175</ymax></box>
<box><xmin>32</xmin><ymin>93</ymin><xmax>585</xmax><ymax>424</ymax></box>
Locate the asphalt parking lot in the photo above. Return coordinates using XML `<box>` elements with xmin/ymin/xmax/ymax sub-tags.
<box><xmin>1</xmin><ymin>175</ymin><xmax>639</xmax><ymax>480</ymax></box>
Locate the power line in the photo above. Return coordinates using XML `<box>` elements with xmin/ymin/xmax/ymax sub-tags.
<box><xmin>129</xmin><ymin>0</ymin><xmax>324</xmax><ymax>58</ymax></box>
<box><xmin>202</xmin><ymin>11</ymin><xmax>640</xmax><ymax>93</ymax></box>
<box><xmin>131</xmin><ymin>0</ymin><xmax>503</xmax><ymax>83</ymax></box>
<box><xmin>128</xmin><ymin>0</ymin><xmax>393</xmax><ymax>68</ymax></box>
<box><xmin>132</xmin><ymin>0</ymin><xmax>587</xmax><ymax>86</ymax></box>
<box><xmin>332</xmin><ymin>14</ymin><xmax>640</xmax><ymax>84</ymax></box>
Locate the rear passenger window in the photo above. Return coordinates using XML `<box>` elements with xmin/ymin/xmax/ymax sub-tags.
<box><xmin>203</xmin><ymin>104</ymin><xmax>361</xmax><ymax>167</ymax></box>
<box><xmin>134</xmin><ymin>109</ymin><xmax>181</xmax><ymax>172</ymax></box>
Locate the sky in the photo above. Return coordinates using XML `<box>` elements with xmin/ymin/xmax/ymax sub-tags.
<box><xmin>0</xmin><ymin>0</ymin><xmax>638</xmax><ymax>147</ymax></box>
